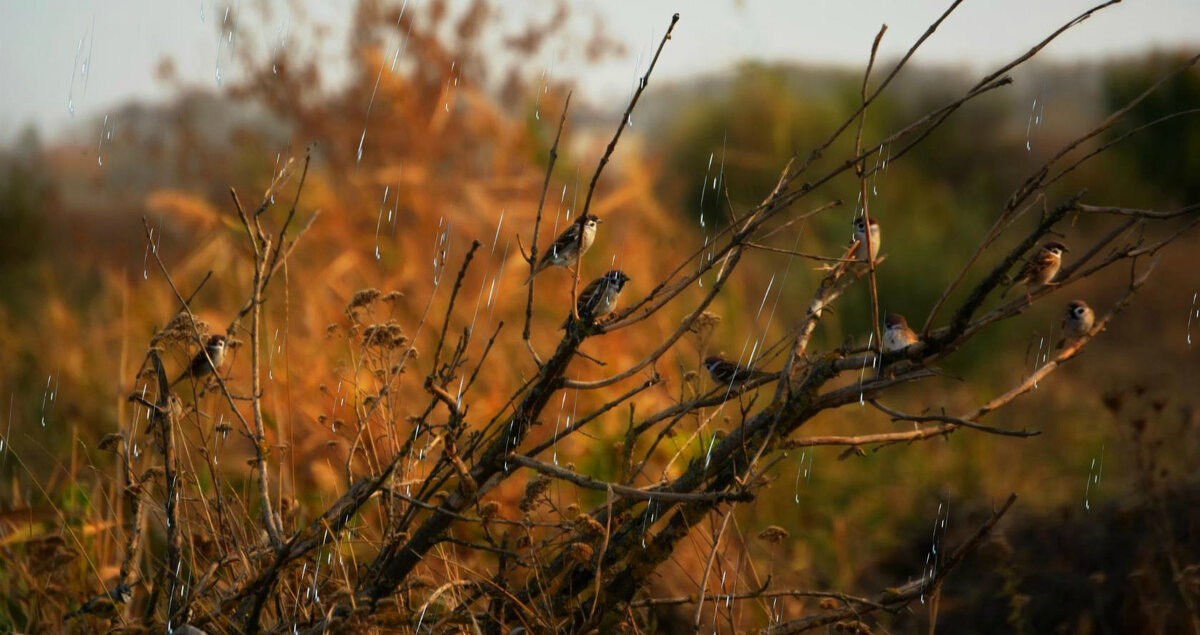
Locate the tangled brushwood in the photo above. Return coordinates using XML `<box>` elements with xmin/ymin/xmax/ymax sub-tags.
<box><xmin>39</xmin><ymin>5</ymin><xmax>1200</xmax><ymax>634</ymax></box>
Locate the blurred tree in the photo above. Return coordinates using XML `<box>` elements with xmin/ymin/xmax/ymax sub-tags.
<box><xmin>0</xmin><ymin>125</ymin><xmax>50</xmax><ymax>301</ymax></box>
<box><xmin>1103</xmin><ymin>53</ymin><xmax>1200</xmax><ymax>204</ymax></box>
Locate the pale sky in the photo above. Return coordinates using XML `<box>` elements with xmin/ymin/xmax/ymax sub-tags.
<box><xmin>1</xmin><ymin>1</ymin><xmax>1197</xmax><ymax>142</ymax></box>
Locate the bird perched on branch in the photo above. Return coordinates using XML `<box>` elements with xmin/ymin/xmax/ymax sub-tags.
<box><xmin>703</xmin><ymin>356</ymin><xmax>775</xmax><ymax>387</ymax></box>
<box><xmin>563</xmin><ymin>270</ymin><xmax>630</xmax><ymax>327</ymax></box>
<box><xmin>1058</xmin><ymin>300</ymin><xmax>1094</xmax><ymax>348</ymax></box>
<box><xmin>172</xmin><ymin>335</ymin><xmax>227</xmax><ymax>387</ymax></box>
<box><xmin>853</xmin><ymin>216</ymin><xmax>881</xmax><ymax>262</ymax></box>
<box><xmin>66</xmin><ymin>584</ymin><xmax>132</xmax><ymax>620</ymax></box>
<box><xmin>524</xmin><ymin>215</ymin><xmax>601</xmax><ymax>284</ymax></box>
<box><xmin>1001</xmin><ymin>241</ymin><xmax>1068</xmax><ymax>300</ymax></box>
<box><xmin>882</xmin><ymin>313</ymin><xmax>919</xmax><ymax>353</ymax></box>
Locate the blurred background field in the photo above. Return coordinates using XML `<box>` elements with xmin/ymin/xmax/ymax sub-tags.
<box><xmin>1</xmin><ymin>1</ymin><xmax>1198</xmax><ymax>631</ymax></box>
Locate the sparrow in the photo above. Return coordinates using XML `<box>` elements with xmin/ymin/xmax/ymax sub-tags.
<box><xmin>524</xmin><ymin>215</ymin><xmax>601</xmax><ymax>284</ymax></box>
<box><xmin>172</xmin><ymin>335</ymin><xmax>227</xmax><ymax>387</ymax></box>
<box><xmin>882</xmin><ymin>313</ymin><xmax>919</xmax><ymax>353</ymax></box>
<box><xmin>853</xmin><ymin>216</ymin><xmax>881</xmax><ymax>262</ymax></box>
<box><xmin>66</xmin><ymin>584</ymin><xmax>132</xmax><ymax>620</ymax></box>
<box><xmin>1001</xmin><ymin>241</ymin><xmax>1068</xmax><ymax>299</ymax></box>
<box><xmin>703</xmin><ymin>356</ymin><xmax>775</xmax><ymax>387</ymax></box>
<box><xmin>1058</xmin><ymin>300</ymin><xmax>1095</xmax><ymax>348</ymax></box>
<box><xmin>563</xmin><ymin>270</ymin><xmax>631</xmax><ymax>327</ymax></box>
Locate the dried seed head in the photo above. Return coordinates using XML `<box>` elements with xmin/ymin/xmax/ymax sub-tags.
<box><xmin>573</xmin><ymin>514</ymin><xmax>605</xmax><ymax>536</ymax></box>
<box><xmin>520</xmin><ymin>476</ymin><xmax>551</xmax><ymax>512</ymax></box>
<box><xmin>140</xmin><ymin>466</ymin><xmax>165</xmax><ymax>483</ymax></box>
<box><xmin>479</xmin><ymin>501</ymin><xmax>501</xmax><ymax>520</ymax></box>
<box><xmin>346</xmin><ymin>288</ymin><xmax>382</xmax><ymax>313</ymax></box>
<box><xmin>362</xmin><ymin>322</ymin><xmax>408</xmax><ymax>350</ymax></box>
<box><xmin>758</xmin><ymin>525</ymin><xmax>789</xmax><ymax>544</ymax></box>
<box><xmin>566</xmin><ymin>542</ymin><xmax>594</xmax><ymax>563</ymax></box>
<box><xmin>688</xmin><ymin>311</ymin><xmax>721</xmax><ymax>336</ymax></box>
<box><xmin>98</xmin><ymin>433</ymin><xmax>125</xmax><ymax>453</ymax></box>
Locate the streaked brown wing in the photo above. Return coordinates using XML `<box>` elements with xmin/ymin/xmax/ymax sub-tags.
<box><xmin>576</xmin><ymin>277</ymin><xmax>605</xmax><ymax>316</ymax></box>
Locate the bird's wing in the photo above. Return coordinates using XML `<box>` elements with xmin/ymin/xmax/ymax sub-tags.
<box><xmin>576</xmin><ymin>278</ymin><xmax>604</xmax><ymax>314</ymax></box>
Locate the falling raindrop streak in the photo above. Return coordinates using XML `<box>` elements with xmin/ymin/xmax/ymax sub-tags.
<box><xmin>271</xmin><ymin>14</ymin><xmax>291</xmax><ymax>75</ymax></box>
<box><xmin>39</xmin><ymin>375</ymin><xmax>54</xmax><ymax>427</ymax></box>
<box><xmin>533</xmin><ymin>67</ymin><xmax>550</xmax><ymax>120</ymax></box>
<box><xmin>357</xmin><ymin>10</ymin><xmax>406</xmax><ymax>167</ymax></box>
<box><xmin>390</xmin><ymin>0</ymin><xmax>415</xmax><ymax>74</ymax></box>
<box><xmin>858</xmin><ymin>332</ymin><xmax>876</xmax><ymax>404</ymax></box>
<box><xmin>97</xmin><ymin>114</ymin><xmax>108</xmax><ymax>165</ymax></box>
<box><xmin>374</xmin><ymin>186</ymin><xmax>390</xmax><ymax>260</ymax></box>
<box><xmin>268</xmin><ymin>328</ymin><xmax>280</xmax><ymax>380</ymax></box>
<box><xmin>68</xmin><ymin>32</ymin><xmax>85</xmax><ymax>115</ymax></box>
<box><xmin>230</xmin><ymin>0</ymin><xmax>242</xmax><ymax>54</ymax></box>
<box><xmin>2</xmin><ymin>393</ymin><xmax>12</xmax><ymax>461</ymax></box>
<box><xmin>1084</xmin><ymin>444</ymin><xmax>1104</xmax><ymax>510</ymax></box>
<box><xmin>1025</xmin><ymin>95</ymin><xmax>1044</xmax><ymax>152</ymax></box>
<box><xmin>1187</xmin><ymin>292</ymin><xmax>1197</xmax><ymax>345</ymax></box>
<box><xmin>793</xmin><ymin>451</ymin><xmax>807</xmax><ymax>503</ymax></box>
<box><xmin>142</xmin><ymin>227</ymin><xmax>154</xmax><ymax>279</ymax></box>
<box><xmin>444</xmin><ymin>60</ymin><xmax>457</xmax><ymax>113</ymax></box>
<box><xmin>920</xmin><ymin>500</ymin><xmax>949</xmax><ymax>604</ymax></box>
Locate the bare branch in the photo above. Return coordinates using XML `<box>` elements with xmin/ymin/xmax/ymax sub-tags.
<box><xmin>505</xmin><ymin>454</ymin><xmax>752</xmax><ymax>504</ymax></box>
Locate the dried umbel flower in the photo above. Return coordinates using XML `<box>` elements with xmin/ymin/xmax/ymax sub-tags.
<box><xmin>687</xmin><ymin>311</ymin><xmax>721</xmax><ymax>336</ymax></box>
<box><xmin>98</xmin><ymin>433</ymin><xmax>125</xmax><ymax>453</ymax></box>
<box><xmin>362</xmin><ymin>322</ymin><xmax>409</xmax><ymax>350</ymax></box>
<box><xmin>154</xmin><ymin>314</ymin><xmax>210</xmax><ymax>345</ymax></box>
<box><xmin>479</xmin><ymin>501</ymin><xmax>502</xmax><ymax>520</ymax></box>
<box><xmin>382</xmin><ymin>290</ymin><xmax>404</xmax><ymax>303</ymax></box>
<box><xmin>573</xmin><ymin>514</ymin><xmax>605</xmax><ymax>536</ymax></box>
<box><xmin>519</xmin><ymin>476</ymin><xmax>550</xmax><ymax>512</ymax></box>
<box><xmin>346</xmin><ymin>288</ymin><xmax>382</xmax><ymax>313</ymax></box>
<box><xmin>566</xmin><ymin>542</ymin><xmax>594</xmax><ymax>563</ymax></box>
<box><xmin>758</xmin><ymin>525</ymin><xmax>789</xmax><ymax>544</ymax></box>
